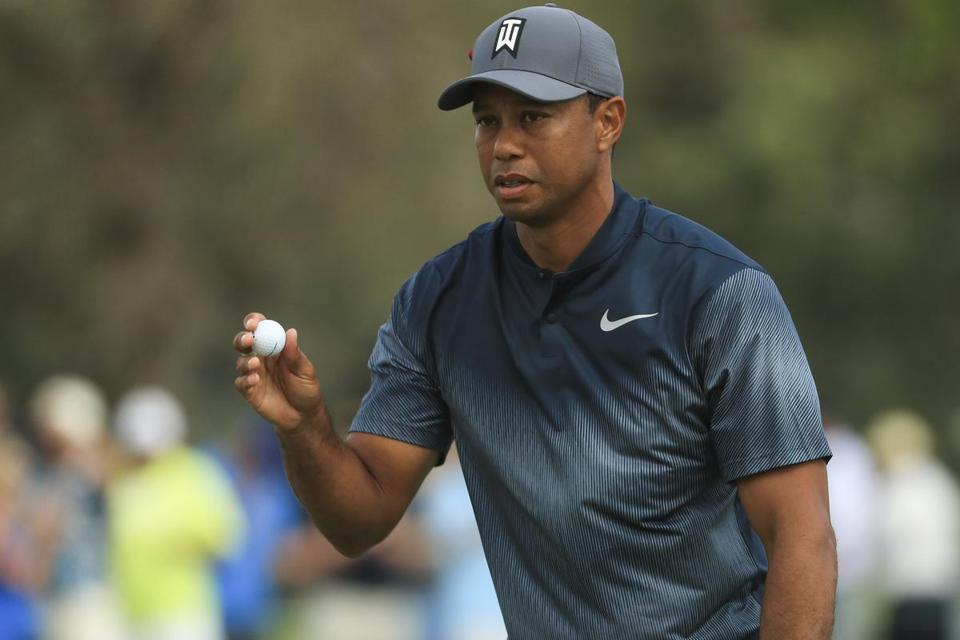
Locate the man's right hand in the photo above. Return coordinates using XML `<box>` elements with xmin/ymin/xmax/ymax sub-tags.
<box><xmin>233</xmin><ymin>314</ymin><xmax>440</xmax><ymax>558</ymax></box>
<box><xmin>233</xmin><ymin>312</ymin><xmax>324</xmax><ymax>431</ymax></box>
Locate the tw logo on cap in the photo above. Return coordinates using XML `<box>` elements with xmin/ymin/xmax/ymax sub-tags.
<box><xmin>492</xmin><ymin>17</ymin><xmax>526</xmax><ymax>58</ymax></box>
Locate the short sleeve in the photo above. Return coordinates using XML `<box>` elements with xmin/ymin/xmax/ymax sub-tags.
<box><xmin>349</xmin><ymin>273</ymin><xmax>453</xmax><ymax>465</ymax></box>
<box><xmin>690</xmin><ymin>268</ymin><xmax>832</xmax><ymax>482</ymax></box>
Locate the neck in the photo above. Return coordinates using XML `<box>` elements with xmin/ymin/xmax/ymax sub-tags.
<box><xmin>515</xmin><ymin>177</ymin><xmax>615</xmax><ymax>272</ymax></box>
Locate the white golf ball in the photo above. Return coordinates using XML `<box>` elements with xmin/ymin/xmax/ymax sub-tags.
<box><xmin>252</xmin><ymin>319</ymin><xmax>286</xmax><ymax>358</ymax></box>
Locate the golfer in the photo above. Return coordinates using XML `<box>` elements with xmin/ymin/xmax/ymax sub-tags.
<box><xmin>234</xmin><ymin>5</ymin><xmax>837</xmax><ymax>638</ymax></box>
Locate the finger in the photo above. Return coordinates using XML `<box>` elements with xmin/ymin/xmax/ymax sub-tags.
<box><xmin>235</xmin><ymin>355</ymin><xmax>261</xmax><ymax>375</ymax></box>
<box><xmin>280</xmin><ymin>328</ymin><xmax>314</xmax><ymax>378</ymax></box>
<box><xmin>233</xmin><ymin>373</ymin><xmax>260</xmax><ymax>392</ymax></box>
<box><xmin>234</xmin><ymin>376</ymin><xmax>253</xmax><ymax>395</ymax></box>
<box><xmin>282</xmin><ymin>328</ymin><xmax>299</xmax><ymax>359</ymax></box>
<box><xmin>243</xmin><ymin>312</ymin><xmax>266</xmax><ymax>331</ymax></box>
<box><xmin>233</xmin><ymin>331</ymin><xmax>254</xmax><ymax>354</ymax></box>
<box><xmin>280</xmin><ymin>328</ymin><xmax>317</xmax><ymax>380</ymax></box>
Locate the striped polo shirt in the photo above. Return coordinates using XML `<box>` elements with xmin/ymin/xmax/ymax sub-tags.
<box><xmin>350</xmin><ymin>182</ymin><xmax>832</xmax><ymax>639</ymax></box>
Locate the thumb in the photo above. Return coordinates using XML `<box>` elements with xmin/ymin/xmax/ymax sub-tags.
<box><xmin>281</xmin><ymin>328</ymin><xmax>313</xmax><ymax>377</ymax></box>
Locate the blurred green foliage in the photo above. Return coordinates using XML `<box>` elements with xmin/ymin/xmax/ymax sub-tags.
<box><xmin>1</xmin><ymin>1</ymin><xmax>957</xmax><ymax>443</ymax></box>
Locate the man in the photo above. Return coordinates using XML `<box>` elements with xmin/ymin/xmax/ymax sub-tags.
<box><xmin>233</xmin><ymin>5</ymin><xmax>837</xmax><ymax>638</ymax></box>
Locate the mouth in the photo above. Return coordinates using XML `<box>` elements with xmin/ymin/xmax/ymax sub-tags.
<box><xmin>493</xmin><ymin>173</ymin><xmax>534</xmax><ymax>199</ymax></box>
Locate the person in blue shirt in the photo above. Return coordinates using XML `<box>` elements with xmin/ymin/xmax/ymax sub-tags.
<box><xmin>211</xmin><ymin>420</ymin><xmax>304</xmax><ymax>640</ymax></box>
<box><xmin>233</xmin><ymin>5</ymin><xmax>837</xmax><ymax>638</ymax></box>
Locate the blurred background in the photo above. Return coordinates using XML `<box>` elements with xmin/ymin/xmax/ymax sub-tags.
<box><xmin>0</xmin><ymin>1</ymin><xmax>958</xmax><ymax>639</ymax></box>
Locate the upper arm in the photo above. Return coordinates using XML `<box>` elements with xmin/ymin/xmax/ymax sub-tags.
<box><xmin>690</xmin><ymin>268</ymin><xmax>832</xmax><ymax>481</ymax></box>
<box><xmin>345</xmin><ymin>432</ymin><xmax>440</xmax><ymax>530</ymax></box>
<box><xmin>345</xmin><ymin>267</ymin><xmax>452</xmax><ymax>537</ymax></box>
<box><xmin>736</xmin><ymin>459</ymin><xmax>833</xmax><ymax>549</ymax></box>
<box><xmin>349</xmin><ymin>269</ymin><xmax>453</xmax><ymax>463</ymax></box>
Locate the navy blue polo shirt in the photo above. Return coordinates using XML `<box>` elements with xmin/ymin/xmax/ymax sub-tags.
<box><xmin>350</xmin><ymin>183</ymin><xmax>832</xmax><ymax>639</ymax></box>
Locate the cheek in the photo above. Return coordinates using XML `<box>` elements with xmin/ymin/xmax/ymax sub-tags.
<box><xmin>543</xmin><ymin>131</ymin><xmax>593</xmax><ymax>184</ymax></box>
<box><xmin>475</xmin><ymin>135</ymin><xmax>493</xmax><ymax>174</ymax></box>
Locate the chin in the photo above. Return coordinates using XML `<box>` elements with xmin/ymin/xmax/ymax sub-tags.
<box><xmin>498</xmin><ymin>200</ymin><xmax>537</xmax><ymax>222</ymax></box>
<box><xmin>494</xmin><ymin>191</ymin><xmax>553</xmax><ymax>226</ymax></box>
<box><xmin>499</xmin><ymin>202</ymin><xmax>558</xmax><ymax>229</ymax></box>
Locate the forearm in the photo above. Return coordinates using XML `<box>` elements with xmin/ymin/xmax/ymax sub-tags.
<box><xmin>759</xmin><ymin>527</ymin><xmax>838</xmax><ymax>639</ymax></box>
<box><xmin>275</xmin><ymin>406</ymin><xmax>391</xmax><ymax>557</ymax></box>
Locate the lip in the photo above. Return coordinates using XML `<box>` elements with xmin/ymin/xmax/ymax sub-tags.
<box><xmin>494</xmin><ymin>173</ymin><xmax>534</xmax><ymax>199</ymax></box>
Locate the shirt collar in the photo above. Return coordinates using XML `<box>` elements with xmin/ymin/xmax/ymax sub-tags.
<box><xmin>503</xmin><ymin>181</ymin><xmax>640</xmax><ymax>275</ymax></box>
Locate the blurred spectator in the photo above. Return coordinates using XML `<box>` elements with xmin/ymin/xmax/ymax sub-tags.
<box><xmin>211</xmin><ymin>419</ymin><xmax>304</xmax><ymax>640</ymax></box>
<box><xmin>277</xmin><ymin>514</ymin><xmax>433</xmax><ymax>640</ymax></box>
<box><xmin>109</xmin><ymin>387</ymin><xmax>244</xmax><ymax>640</ymax></box>
<box><xmin>0</xmin><ymin>381</ymin><xmax>45</xmax><ymax>640</ymax></box>
<box><xmin>29</xmin><ymin>375</ymin><xmax>125</xmax><ymax>640</ymax></box>
<box><xmin>867</xmin><ymin>409</ymin><xmax>960</xmax><ymax>640</ymax></box>
<box><xmin>823</xmin><ymin>416</ymin><xmax>880</xmax><ymax>640</ymax></box>
<box><xmin>417</xmin><ymin>446</ymin><xmax>507</xmax><ymax>640</ymax></box>
<box><xmin>0</xmin><ymin>432</ymin><xmax>41</xmax><ymax>640</ymax></box>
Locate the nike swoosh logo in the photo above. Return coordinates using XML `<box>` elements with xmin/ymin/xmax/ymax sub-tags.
<box><xmin>600</xmin><ymin>309</ymin><xmax>659</xmax><ymax>332</ymax></box>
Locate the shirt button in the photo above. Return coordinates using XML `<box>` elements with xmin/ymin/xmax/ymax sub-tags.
<box><xmin>538</xmin><ymin>271</ymin><xmax>546</xmax><ymax>280</ymax></box>
<box><xmin>545</xmin><ymin>312</ymin><xmax>558</xmax><ymax>324</ymax></box>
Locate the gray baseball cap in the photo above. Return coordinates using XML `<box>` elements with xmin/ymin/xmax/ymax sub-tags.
<box><xmin>438</xmin><ymin>4</ymin><xmax>623</xmax><ymax>111</ymax></box>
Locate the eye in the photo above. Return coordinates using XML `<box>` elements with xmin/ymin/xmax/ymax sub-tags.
<box><xmin>521</xmin><ymin>112</ymin><xmax>548</xmax><ymax>123</ymax></box>
<box><xmin>475</xmin><ymin>115</ymin><xmax>497</xmax><ymax>128</ymax></box>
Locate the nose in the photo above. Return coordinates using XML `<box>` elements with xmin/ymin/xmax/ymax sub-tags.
<box><xmin>493</xmin><ymin>122</ymin><xmax>524</xmax><ymax>161</ymax></box>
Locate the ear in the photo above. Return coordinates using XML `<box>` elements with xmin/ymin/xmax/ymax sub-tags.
<box><xmin>595</xmin><ymin>96</ymin><xmax>626</xmax><ymax>154</ymax></box>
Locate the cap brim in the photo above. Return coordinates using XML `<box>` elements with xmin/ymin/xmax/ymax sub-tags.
<box><xmin>437</xmin><ymin>69</ymin><xmax>587</xmax><ymax>111</ymax></box>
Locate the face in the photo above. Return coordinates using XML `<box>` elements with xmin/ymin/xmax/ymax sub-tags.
<box><xmin>472</xmin><ymin>84</ymin><xmax>605</xmax><ymax>226</ymax></box>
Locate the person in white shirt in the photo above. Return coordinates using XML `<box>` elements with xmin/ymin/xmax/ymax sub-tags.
<box><xmin>867</xmin><ymin>408</ymin><xmax>960</xmax><ymax>640</ymax></box>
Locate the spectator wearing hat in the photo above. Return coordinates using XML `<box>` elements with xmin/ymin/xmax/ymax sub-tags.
<box><xmin>29</xmin><ymin>375</ymin><xmax>125</xmax><ymax>640</ymax></box>
<box><xmin>109</xmin><ymin>387</ymin><xmax>244</xmax><ymax>640</ymax></box>
<box><xmin>867</xmin><ymin>409</ymin><xmax>960</xmax><ymax>640</ymax></box>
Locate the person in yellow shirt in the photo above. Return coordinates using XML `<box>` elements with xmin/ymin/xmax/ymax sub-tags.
<box><xmin>109</xmin><ymin>387</ymin><xmax>244</xmax><ymax>640</ymax></box>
